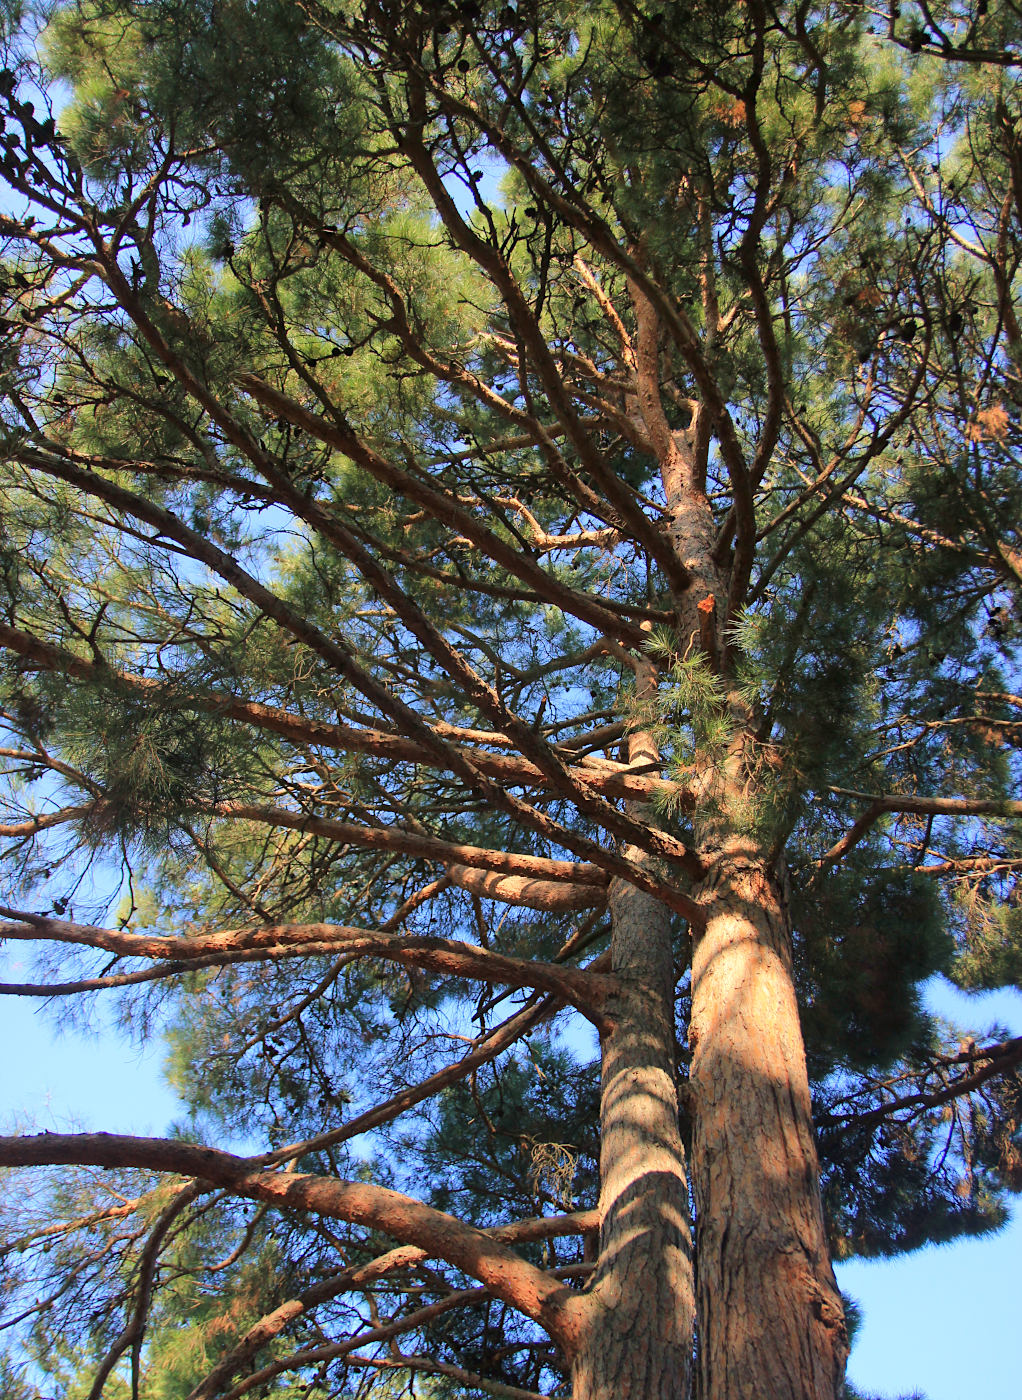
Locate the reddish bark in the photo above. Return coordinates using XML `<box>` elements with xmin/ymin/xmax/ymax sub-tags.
<box><xmin>689</xmin><ymin>857</ymin><xmax>847</xmax><ymax>1400</ymax></box>
<box><xmin>0</xmin><ymin>1132</ymin><xmax>587</xmax><ymax>1354</ymax></box>
<box><xmin>0</xmin><ymin>912</ymin><xmax>615</xmax><ymax>1018</ymax></box>
<box><xmin>215</xmin><ymin>803</ymin><xmax>611</xmax><ymax>885</ymax></box>
<box><xmin>0</xmin><ymin>619</ymin><xmax>682</xmax><ymax>803</ymax></box>
<box><xmin>446</xmin><ymin>861</ymin><xmax>608</xmax><ymax>911</ymax></box>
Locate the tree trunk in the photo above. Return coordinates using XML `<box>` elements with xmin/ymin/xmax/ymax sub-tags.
<box><xmin>689</xmin><ymin>852</ymin><xmax>848</xmax><ymax>1400</ymax></box>
<box><xmin>572</xmin><ymin>871</ymin><xmax>694</xmax><ymax>1400</ymax></box>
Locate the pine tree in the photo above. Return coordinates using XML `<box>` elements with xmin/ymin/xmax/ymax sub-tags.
<box><xmin>1</xmin><ymin>3</ymin><xmax>1020</xmax><ymax>1398</ymax></box>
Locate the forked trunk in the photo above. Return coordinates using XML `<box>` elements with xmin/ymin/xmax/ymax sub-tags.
<box><xmin>689</xmin><ymin>853</ymin><xmax>848</xmax><ymax>1400</ymax></box>
<box><xmin>571</xmin><ymin>874</ymin><xmax>694</xmax><ymax>1400</ymax></box>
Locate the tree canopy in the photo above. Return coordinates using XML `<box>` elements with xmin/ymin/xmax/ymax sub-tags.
<box><xmin>0</xmin><ymin>2</ymin><xmax>1020</xmax><ymax>1398</ymax></box>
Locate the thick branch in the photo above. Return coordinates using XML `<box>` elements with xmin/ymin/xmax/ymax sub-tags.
<box><xmin>0</xmin><ymin>1133</ymin><xmax>585</xmax><ymax>1353</ymax></box>
<box><xmin>0</xmin><ymin>911</ymin><xmax>616</xmax><ymax>1017</ymax></box>
<box><xmin>817</xmin><ymin>790</ymin><xmax>1022</xmax><ymax>870</ymax></box>
<box><xmin>212</xmin><ymin>803</ymin><xmax>609</xmax><ymax>887</ymax></box>
<box><xmin>444</xmin><ymin>863</ymin><xmax>607</xmax><ymax>912</ymax></box>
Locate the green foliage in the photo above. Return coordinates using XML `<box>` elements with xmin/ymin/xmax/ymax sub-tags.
<box><xmin>60</xmin><ymin>687</ymin><xmax>258</xmax><ymax>848</ymax></box>
<box><xmin>795</xmin><ymin>859</ymin><xmax>952</xmax><ymax>1074</ymax></box>
<box><xmin>643</xmin><ymin>632</ymin><xmax>736</xmax><ymax>763</ymax></box>
<box><xmin>821</xmin><ymin>1102</ymin><xmax>1009</xmax><ymax>1262</ymax></box>
<box><xmin>1</xmin><ymin>1</ymin><xmax>1021</xmax><ymax>1395</ymax></box>
<box><xmin>421</xmin><ymin>1043</ymin><xmax>600</xmax><ymax>1225</ymax></box>
<box><xmin>951</xmin><ymin>897</ymin><xmax>1022</xmax><ymax>992</ymax></box>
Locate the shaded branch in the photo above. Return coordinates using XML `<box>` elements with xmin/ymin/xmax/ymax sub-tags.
<box><xmin>86</xmin><ymin>1183</ymin><xmax>203</xmax><ymax>1400</ymax></box>
<box><xmin>0</xmin><ymin>620</ymin><xmax>678</xmax><ymax>803</ymax></box>
<box><xmin>443</xmin><ymin>863</ymin><xmax>607</xmax><ymax>913</ymax></box>
<box><xmin>818</xmin><ymin>1037</ymin><xmax>1022</xmax><ymax>1133</ymax></box>
<box><xmin>201</xmin><ymin>1283</ymin><xmax>492</xmax><ymax>1400</ymax></box>
<box><xmin>264</xmin><ymin>996</ymin><xmax>561</xmax><ymax>1167</ymax></box>
<box><xmin>816</xmin><ymin>790</ymin><xmax>1022</xmax><ymax>871</ymax></box>
<box><xmin>234</xmin><ymin>373</ymin><xmax>650</xmax><ymax>648</ymax></box>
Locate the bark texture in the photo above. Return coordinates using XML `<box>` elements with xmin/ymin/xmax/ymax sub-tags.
<box><xmin>689</xmin><ymin>853</ymin><xmax>848</xmax><ymax>1400</ymax></box>
<box><xmin>445</xmin><ymin>862</ymin><xmax>608</xmax><ymax>911</ymax></box>
<box><xmin>572</xmin><ymin>869</ymin><xmax>694</xmax><ymax>1400</ymax></box>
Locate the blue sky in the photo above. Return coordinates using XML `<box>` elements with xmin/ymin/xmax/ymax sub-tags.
<box><xmin>1</xmin><ymin>976</ymin><xmax>1018</xmax><ymax>1399</ymax></box>
<box><xmin>835</xmin><ymin>979</ymin><xmax>1022</xmax><ymax>1400</ymax></box>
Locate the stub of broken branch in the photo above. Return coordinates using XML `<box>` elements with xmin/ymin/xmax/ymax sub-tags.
<box><xmin>697</xmin><ymin>593</ymin><xmax>720</xmax><ymax>670</ymax></box>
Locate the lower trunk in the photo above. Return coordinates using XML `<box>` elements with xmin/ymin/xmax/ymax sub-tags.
<box><xmin>689</xmin><ymin>854</ymin><xmax>847</xmax><ymax>1400</ymax></box>
<box><xmin>572</xmin><ymin>874</ymin><xmax>694</xmax><ymax>1400</ymax></box>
